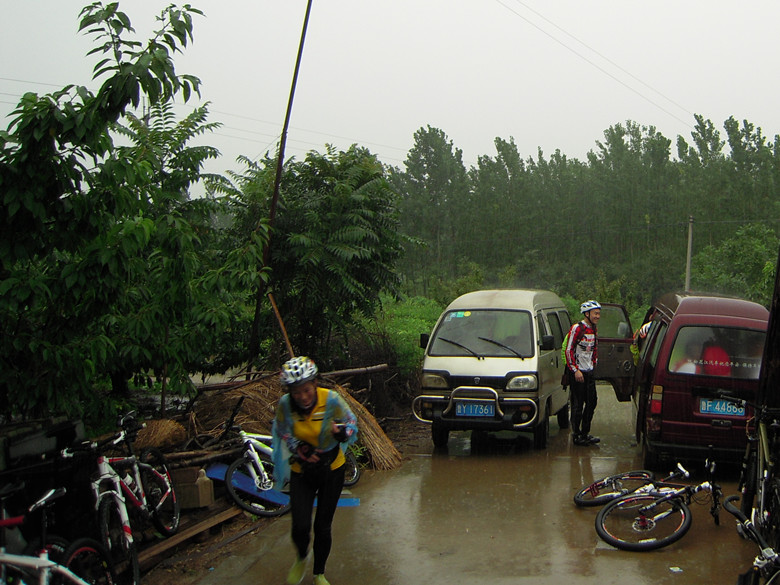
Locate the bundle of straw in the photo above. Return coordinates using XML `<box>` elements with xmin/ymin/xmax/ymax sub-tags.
<box><xmin>134</xmin><ymin>419</ymin><xmax>187</xmax><ymax>451</ymax></box>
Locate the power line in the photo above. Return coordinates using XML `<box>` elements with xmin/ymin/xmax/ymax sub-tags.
<box><xmin>493</xmin><ymin>0</ymin><xmax>694</xmax><ymax>130</ymax></box>
<box><xmin>510</xmin><ymin>0</ymin><xmax>693</xmax><ymax>118</ymax></box>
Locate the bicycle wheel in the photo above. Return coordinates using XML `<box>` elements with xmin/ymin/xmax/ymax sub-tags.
<box><xmin>225</xmin><ymin>456</ymin><xmax>291</xmax><ymax>517</ymax></box>
<box><xmin>574</xmin><ymin>470</ymin><xmax>655</xmax><ymax>507</ymax></box>
<box><xmin>57</xmin><ymin>537</ymin><xmax>116</xmax><ymax>585</ymax></box>
<box><xmin>98</xmin><ymin>497</ymin><xmax>140</xmax><ymax>585</ymax></box>
<box><xmin>595</xmin><ymin>493</ymin><xmax>692</xmax><ymax>551</ymax></box>
<box><xmin>343</xmin><ymin>450</ymin><xmax>361</xmax><ymax>487</ymax></box>
<box><xmin>22</xmin><ymin>534</ymin><xmax>69</xmax><ymax>562</ymax></box>
<box><xmin>139</xmin><ymin>448</ymin><xmax>180</xmax><ymax>536</ymax></box>
<box><xmin>763</xmin><ymin>476</ymin><xmax>780</xmax><ymax>550</ymax></box>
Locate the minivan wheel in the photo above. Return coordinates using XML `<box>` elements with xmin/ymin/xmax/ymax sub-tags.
<box><xmin>641</xmin><ymin>437</ymin><xmax>661</xmax><ymax>470</ymax></box>
<box><xmin>432</xmin><ymin>424</ymin><xmax>449</xmax><ymax>448</ymax></box>
<box><xmin>533</xmin><ymin>413</ymin><xmax>549</xmax><ymax>450</ymax></box>
<box><xmin>557</xmin><ymin>403</ymin><xmax>570</xmax><ymax>429</ymax></box>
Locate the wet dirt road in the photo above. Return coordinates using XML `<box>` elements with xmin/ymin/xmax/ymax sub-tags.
<box><xmin>188</xmin><ymin>388</ymin><xmax>757</xmax><ymax>585</ymax></box>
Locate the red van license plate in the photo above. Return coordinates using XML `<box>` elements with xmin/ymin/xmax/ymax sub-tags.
<box><xmin>455</xmin><ymin>401</ymin><xmax>495</xmax><ymax>417</ymax></box>
<box><xmin>699</xmin><ymin>398</ymin><xmax>745</xmax><ymax>417</ymax></box>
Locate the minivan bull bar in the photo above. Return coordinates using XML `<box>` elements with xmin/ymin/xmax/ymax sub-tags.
<box><xmin>412</xmin><ymin>386</ymin><xmax>539</xmax><ymax>429</ymax></box>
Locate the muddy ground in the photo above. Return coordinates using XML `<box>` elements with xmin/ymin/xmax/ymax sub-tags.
<box><xmin>141</xmin><ymin>415</ymin><xmax>428</xmax><ymax>585</ymax></box>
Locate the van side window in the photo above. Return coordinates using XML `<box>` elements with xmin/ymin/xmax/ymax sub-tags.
<box><xmin>545</xmin><ymin>312</ymin><xmax>564</xmax><ymax>348</ymax></box>
<box><xmin>645</xmin><ymin>322</ymin><xmax>667</xmax><ymax>367</ymax></box>
<box><xmin>597</xmin><ymin>305</ymin><xmax>632</xmax><ymax>338</ymax></box>
<box><xmin>559</xmin><ymin>310</ymin><xmax>571</xmax><ymax>332</ymax></box>
<box><xmin>536</xmin><ymin>313</ymin><xmax>548</xmax><ymax>342</ymax></box>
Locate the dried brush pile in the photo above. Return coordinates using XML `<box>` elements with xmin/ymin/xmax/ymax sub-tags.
<box><xmin>182</xmin><ymin>376</ymin><xmax>403</xmax><ymax>471</ymax></box>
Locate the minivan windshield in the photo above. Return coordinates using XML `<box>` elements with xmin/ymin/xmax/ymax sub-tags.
<box><xmin>667</xmin><ymin>325</ymin><xmax>765</xmax><ymax>379</ymax></box>
<box><xmin>429</xmin><ymin>309</ymin><xmax>534</xmax><ymax>358</ymax></box>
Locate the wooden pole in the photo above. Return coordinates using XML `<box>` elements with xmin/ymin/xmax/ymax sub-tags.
<box><xmin>268</xmin><ymin>293</ymin><xmax>295</xmax><ymax>359</ymax></box>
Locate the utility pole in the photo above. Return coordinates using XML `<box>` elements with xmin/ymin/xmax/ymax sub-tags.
<box><xmin>247</xmin><ymin>0</ymin><xmax>314</xmax><ymax>367</ymax></box>
<box><xmin>684</xmin><ymin>216</ymin><xmax>693</xmax><ymax>291</ymax></box>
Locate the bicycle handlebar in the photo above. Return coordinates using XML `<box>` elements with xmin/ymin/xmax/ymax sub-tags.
<box><xmin>61</xmin><ymin>432</ymin><xmax>123</xmax><ymax>457</ymax></box>
<box><xmin>717</xmin><ymin>392</ymin><xmax>780</xmax><ymax>419</ymax></box>
<box><xmin>724</xmin><ymin>495</ymin><xmax>775</xmax><ymax>553</ymax></box>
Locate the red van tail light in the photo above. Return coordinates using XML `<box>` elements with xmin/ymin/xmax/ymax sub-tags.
<box><xmin>650</xmin><ymin>385</ymin><xmax>664</xmax><ymax>415</ymax></box>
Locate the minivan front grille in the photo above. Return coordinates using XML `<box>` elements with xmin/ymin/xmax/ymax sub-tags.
<box><xmin>449</xmin><ymin>375</ymin><xmax>505</xmax><ymax>391</ymax></box>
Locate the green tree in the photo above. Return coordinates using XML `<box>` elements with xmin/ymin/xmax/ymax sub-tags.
<box><xmin>690</xmin><ymin>224</ymin><xmax>779</xmax><ymax>305</ymax></box>
<box><xmin>223</xmin><ymin>145</ymin><xmax>405</xmax><ymax>365</ymax></box>
<box><xmin>104</xmin><ymin>101</ymin><xmax>265</xmax><ymax>412</ymax></box>
<box><xmin>0</xmin><ymin>3</ymin><xmax>254</xmax><ymax>420</ymax></box>
<box><xmin>392</xmin><ymin>126</ymin><xmax>470</xmax><ymax>292</ymax></box>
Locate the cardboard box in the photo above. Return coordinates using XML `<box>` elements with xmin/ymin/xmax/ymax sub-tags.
<box><xmin>170</xmin><ymin>466</ymin><xmax>214</xmax><ymax>509</ymax></box>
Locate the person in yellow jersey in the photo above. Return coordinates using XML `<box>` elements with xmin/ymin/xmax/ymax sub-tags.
<box><xmin>272</xmin><ymin>356</ymin><xmax>358</xmax><ymax>585</ymax></box>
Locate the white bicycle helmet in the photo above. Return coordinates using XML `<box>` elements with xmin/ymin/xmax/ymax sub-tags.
<box><xmin>580</xmin><ymin>300</ymin><xmax>602</xmax><ymax>314</ymax></box>
<box><xmin>280</xmin><ymin>356</ymin><xmax>318</xmax><ymax>386</ymax></box>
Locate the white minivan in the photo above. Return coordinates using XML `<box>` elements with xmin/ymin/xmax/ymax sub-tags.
<box><xmin>412</xmin><ymin>289</ymin><xmax>571</xmax><ymax>449</ymax></box>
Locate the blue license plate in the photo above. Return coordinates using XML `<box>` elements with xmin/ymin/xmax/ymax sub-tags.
<box><xmin>699</xmin><ymin>398</ymin><xmax>745</xmax><ymax>417</ymax></box>
<box><xmin>455</xmin><ymin>401</ymin><xmax>495</xmax><ymax>417</ymax></box>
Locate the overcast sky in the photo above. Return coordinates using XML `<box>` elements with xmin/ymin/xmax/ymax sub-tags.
<box><xmin>3</xmin><ymin>1</ymin><xmax>780</xmax><ymax>176</ymax></box>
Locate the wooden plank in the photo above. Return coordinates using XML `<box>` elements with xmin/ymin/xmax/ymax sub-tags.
<box><xmin>138</xmin><ymin>504</ymin><xmax>242</xmax><ymax>571</ymax></box>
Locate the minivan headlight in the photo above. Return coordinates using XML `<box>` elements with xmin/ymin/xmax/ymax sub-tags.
<box><xmin>506</xmin><ymin>375</ymin><xmax>538</xmax><ymax>391</ymax></box>
<box><xmin>421</xmin><ymin>373</ymin><xmax>448</xmax><ymax>389</ymax></box>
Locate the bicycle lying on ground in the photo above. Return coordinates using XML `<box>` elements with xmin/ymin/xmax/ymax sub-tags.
<box><xmin>0</xmin><ymin>481</ymin><xmax>115</xmax><ymax>585</ymax></box>
<box><xmin>222</xmin><ymin>423</ymin><xmax>291</xmax><ymax>517</ymax></box>
<box><xmin>62</xmin><ymin>412</ymin><xmax>180</xmax><ymax>585</ymax></box>
<box><xmin>199</xmin><ymin>398</ymin><xmax>360</xmax><ymax>517</ymax></box>
<box><xmin>594</xmin><ymin>458</ymin><xmax>722</xmax><ymax>551</ymax></box>
<box><xmin>719</xmin><ymin>392</ymin><xmax>780</xmax><ymax>549</ymax></box>
<box><xmin>724</xmin><ymin>494</ymin><xmax>780</xmax><ymax>585</ymax></box>
<box><xmin>190</xmin><ymin>397</ymin><xmax>361</xmax><ymax>489</ymax></box>
<box><xmin>574</xmin><ymin>463</ymin><xmax>690</xmax><ymax>507</ymax></box>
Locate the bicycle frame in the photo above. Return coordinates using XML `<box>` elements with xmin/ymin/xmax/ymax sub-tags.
<box><xmin>0</xmin><ymin>487</ymin><xmax>102</xmax><ymax>585</ymax></box>
<box><xmin>236</xmin><ymin>428</ymin><xmax>274</xmax><ymax>491</ymax></box>
<box><xmin>0</xmin><ymin>549</ymin><xmax>94</xmax><ymax>585</ymax></box>
<box><xmin>63</xmin><ymin>427</ymin><xmax>175</xmax><ymax>568</ymax></box>
<box><xmin>752</xmin><ymin>411</ymin><xmax>779</xmax><ymax>529</ymax></box>
<box><xmin>642</xmin><ymin>481</ymin><xmax>718</xmax><ymax>517</ymax></box>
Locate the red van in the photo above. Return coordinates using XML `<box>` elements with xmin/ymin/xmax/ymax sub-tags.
<box><xmin>633</xmin><ymin>293</ymin><xmax>769</xmax><ymax>469</ymax></box>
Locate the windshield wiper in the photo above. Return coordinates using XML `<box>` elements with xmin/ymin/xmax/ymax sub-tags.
<box><xmin>438</xmin><ymin>337</ymin><xmax>483</xmax><ymax>359</ymax></box>
<box><xmin>478</xmin><ymin>336</ymin><xmax>527</xmax><ymax>359</ymax></box>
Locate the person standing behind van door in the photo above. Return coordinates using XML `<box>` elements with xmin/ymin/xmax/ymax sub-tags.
<box><xmin>565</xmin><ymin>300</ymin><xmax>601</xmax><ymax>446</ymax></box>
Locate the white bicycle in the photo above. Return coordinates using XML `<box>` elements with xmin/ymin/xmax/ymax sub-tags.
<box><xmin>0</xmin><ymin>482</ymin><xmax>115</xmax><ymax>584</ymax></box>
<box><xmin>62</xmin><ymin>412</ymin><xmax>179</xmax><ymax>585</ymax></box>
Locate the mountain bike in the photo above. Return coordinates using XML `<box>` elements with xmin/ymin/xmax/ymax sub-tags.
<box><xmin>594</xmin><ymin>458</ymin><xmax>722</xmax><ymax>551</ymax></box>
<box><xmin>222</xmin><ymin>423</ymin><xmax>290</xmax><ymax>517</ymax></box>
<box><xmin>724</xmin><ymin>494</ymin><xmax>780</xmax><ymax>585</ymax></box>
<box><xmin>62</xmin><ymin>412</ymin><xmax>179</xmax><ymax>585</ymax></box>
<box><xmin>573</xmin><ymin>463</ymin><xmax>690</xmax><ymax>507</ymax></box>
<box><xmin>0</xmin><ymin>481</ymin><xmax>115</xmax><ymax>585</ymax></box>
<box><xmin>719</xmin><ymin>393</ymin><xmax>780</xmax><ymax>549</ymax></box>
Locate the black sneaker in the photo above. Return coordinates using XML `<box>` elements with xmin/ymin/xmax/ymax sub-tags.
<box><xmin>572</xmin><ymin>435</ymin><xmax>588</xmax><ymax>446</ymax></box>
<box><xmin>585</xmin><ymin>434</ymin><xmax>601</xmax><ymax>444</ymax></box>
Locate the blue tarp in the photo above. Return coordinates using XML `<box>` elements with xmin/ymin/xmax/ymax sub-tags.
<box><xmin>206</xmin><ymin>462</ymin><xmax>359</xmax><ymax>507</ymax></box>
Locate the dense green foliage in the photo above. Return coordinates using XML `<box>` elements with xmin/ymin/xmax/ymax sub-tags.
<box><xmin>0</xmin><ymin>4</ymin><xmax>264</xmax><ymax>421</ymax></box>
<box><xmin>392</xmin><ymin>120</ymin><xmax>780</xmax><ymax>310</ymax></box>
<box><xmin>214</xmin><ymin>145</ymin><xmax>407</xmax><ymax>366</ymax></box>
